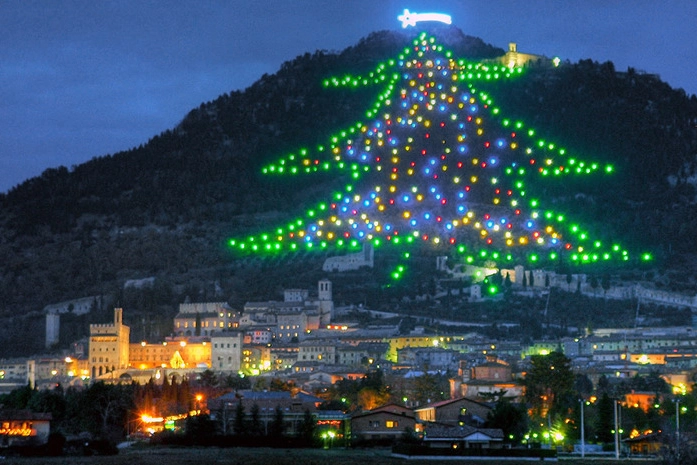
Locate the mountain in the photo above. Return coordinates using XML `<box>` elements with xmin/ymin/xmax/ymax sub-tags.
<box><xmin>1</xmin><ymin>26</ymin><xmax>696</xmax><ymax>357</ymax></box>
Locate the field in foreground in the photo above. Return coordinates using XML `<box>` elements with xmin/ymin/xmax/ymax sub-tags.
<box><xmin>1</xmin><ymin>446</ymin><xmax>662</xmax><ymax>465</ymax></box>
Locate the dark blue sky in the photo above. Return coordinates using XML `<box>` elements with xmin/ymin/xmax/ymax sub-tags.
<box><xmin>1</xmin><ymin>1</ymin><xmax>695</xmax><ymax>193</ymax></box>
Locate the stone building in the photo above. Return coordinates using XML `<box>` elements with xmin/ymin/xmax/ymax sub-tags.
<box><xmin>89</xmin><ymin>308</ymin><xmax>130</xmax><ymax>379</ymax></box>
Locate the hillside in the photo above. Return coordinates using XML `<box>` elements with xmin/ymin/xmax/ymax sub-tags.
<box><xmin>1</xmin><ymin>26</ymin><xmax>697</xmax><ymax>357</ymax></box>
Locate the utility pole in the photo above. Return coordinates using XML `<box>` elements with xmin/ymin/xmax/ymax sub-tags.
<box><xmin>580</xmin><ymin>399</ymin><xmax>585</xmax><ymax>459</ymax></box>
<box><xmin>676</xmin><ymin>398</ymin><xmax>680</xmax><ymax>461</ymax></box>
<box><xmin>614</xmin><ymin>399</ymin><xmax>619</xmax><ymax>460</ymax></box>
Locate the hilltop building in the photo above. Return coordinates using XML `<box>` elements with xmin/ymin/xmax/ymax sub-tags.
<box><xmin>323</xmin><ymin>243</ymin><xmax>374</xmax><ymax>272</ymax></box>
<box><xmin>484</xmin><ymin>42</ymin><xmax>558</xmax><ymax>69</ymax></box>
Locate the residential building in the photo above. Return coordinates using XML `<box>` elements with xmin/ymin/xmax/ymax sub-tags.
<box><xmin>421</xmin><ymin>424</ymin><xmax>504</xmax><ymax>450</ymax></box>
<box><xmin>0</xmin><ymin>409</ymin><xmax>52</xmax><ymax>447</ymax></box>
<box><xmin>351</xmin><ymin>403</ymin><xmax>416</xmax><ymax>442</ymax></box>
<box><xmin>415</xmin><ymin>397</ymin><xmax>492</xmax><ymax>427</ymax></box>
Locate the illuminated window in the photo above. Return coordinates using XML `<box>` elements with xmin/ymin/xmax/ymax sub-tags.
<box><xmin>386</xmin><ymin>421</ymin><xmax>398</xmax><ymax>428</ymax></box>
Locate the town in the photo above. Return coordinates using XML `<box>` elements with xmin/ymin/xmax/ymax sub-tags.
<box><xmin>2</xmin><ymin>4</ymin><xmax>696</xmax><ymax>463</ymax></box>
<box><xmin>2</xmin><ymin>257</ymin><xmax>696</xmax><ymax>460</ymax></box>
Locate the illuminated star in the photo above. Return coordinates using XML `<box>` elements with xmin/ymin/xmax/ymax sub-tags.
<box><xmin>398</xmin><ymin>9</ymin><xmax>453</xmax><ymax>28</ymax></box>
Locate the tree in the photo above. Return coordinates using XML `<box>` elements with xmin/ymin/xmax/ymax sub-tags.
<box><xmin>485</xmin><ymin>400</ymin><xmax>528</xmax><ymax>443</ymax></box>
<box><xmin>27</xmin><ymin>387</ymin><xmax>67</xmax><ymax>426</ymax></box>
<box><xmin>412</xmin><ymin>373</ymin><xmax>450</xmax><ymax>405</ymax></box>
<box><xmin>81</xmin><ymin>382</ymin><xmax>135</xmax><ymax>442</ymax></box>
<box><xmin>590</xmin><ymin>275</ymin><xmax>599</xmax><ymax>294</ymax></box>
<box><xmin>250</xmin><ymin>403</ymin><xmax>263</xmax><ymax>436</ymax></box>
<box><xmin>524</xmin><ymin>351</ymin><xmax>573</xmax><ymax>420</ymax></box>
<box><xmin>185</xmin><ymin>413</ymin><xmax>216</xmax><ymax>444</ymax></box>
<box><xmin>269</xmin><ymin>405</ymin><xmax>286</xmax><ymax>438</ymax></box>
<box><xmin>595</xmin><ymin>393</ymin><xmax>615</xmax><ymax>443</ymax></box>
<box><xmin>357</xmin><ymin>387</ymin><xmax>389</xmax><ymax>410</ymax></box>
<box><xmin>233</xmin><ymin>401</ymin><xmax>246</xmax><ymax>436</ymax></box>
<box><xmin>601</xmin><ymin>273</ymin><xmax>611</xmax><ymax>295</ymax></box>
<box><xmin>573</xmin><ymin>374</ymin><xmax>594</xmax><ymax>397</ymax></box>
<box><xmin>0</xmin><ymin>384</ymin><xmax>35</xmax><ymax>409</ymax></box>
<box><xmin>504</xmin><ymin>272</ymin><xmax>512</xmax><ymax>289</ymax></box>
<box><xmin>299</xmin><ymin>409</ymin><xmax>316</xmax><ymax>444</ymax></box>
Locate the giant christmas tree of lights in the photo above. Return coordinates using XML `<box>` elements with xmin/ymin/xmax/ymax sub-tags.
<box><xmin>229</xmin><ymin>32</ymin><xmax>649</xmax><ymax>275</ymax></box>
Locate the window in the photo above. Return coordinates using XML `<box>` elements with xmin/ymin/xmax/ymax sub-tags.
<box><xmin>386</xmin><ymin>420</ymin><xmax>398</xmax><ymax>428</ymax></box>
<box><xmin>369</xmin><ymin>421</ymin><xmax>380</xmax><ymax>428</ymax></box>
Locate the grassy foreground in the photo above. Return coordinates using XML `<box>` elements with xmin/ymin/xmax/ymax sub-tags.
<box><xmin>1</xmin><ymin>446</ymin><xmax>662</xmax><ymax>465</ymax></box>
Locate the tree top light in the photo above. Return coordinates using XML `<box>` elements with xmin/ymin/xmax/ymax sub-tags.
<box><xmin>398</xmin><ymin>9</ymin><xmax>452</xmax><ymax>28</ymax></box>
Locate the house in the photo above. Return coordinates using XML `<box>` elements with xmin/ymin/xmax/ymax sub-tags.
<box><xmin>351</xmin><ymin>403</ymin><xmax>416</xmax><ymax>442</ymax></box>
<box><xmin>207</xmin><ymin>389</ymin><xmax>349</xmax><ymax>438</ymax></box>
<box><xmin>414</xmin><ymin>396</ymin><xmax>492</xmax><ymax>427</ymax></box>
<box><xmin>624</xmin><ymin>431</ymin><xmax>662</xmax><ymax>456</ymax></box>
<box><xmin>0</xmin><ymin>409</ymin><xmax>52</xmax><ymax>448</ymax></box>
<box><xmin>422</xmin><ymin>423</ymin><xmax>504</xmax><ymax>450</ymax></box>
<box><xmin>452</xmin><ymin>354</ymin><xmax>524</xmax><ymax>402</ymax></box>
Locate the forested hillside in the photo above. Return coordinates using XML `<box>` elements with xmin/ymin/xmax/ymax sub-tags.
<box><xmin>0</xmin><ymin>26</ymin><xmax>696</xmax><ymax>357</ymax></box>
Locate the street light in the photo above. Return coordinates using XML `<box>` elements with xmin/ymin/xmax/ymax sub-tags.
<box><xmin>322</xmin><ymin>430</ymin><xmax>336</xmax><ymax>449</ymax></box>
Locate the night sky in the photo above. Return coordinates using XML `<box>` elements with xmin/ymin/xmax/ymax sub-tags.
<box><xmin>1</xmin><ymin>1</ymin><xmax>695</xmax><ymax>194</ymax></box>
